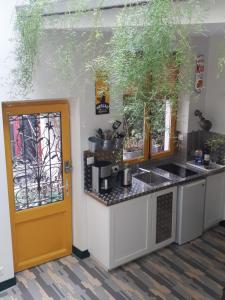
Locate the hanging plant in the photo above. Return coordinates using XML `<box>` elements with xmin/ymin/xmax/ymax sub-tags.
<box><xmin>13</xmin><ymin>0</ymin><xmax>105</xmax><ymax>95</ymax></box>
<box><xmin>14</xmin><ymin>0</ymin><xmax>47</xmax><ymax>94</ymax></box>
<box><xmin>14</xmin><ymin>0</ymin><xmax>202</xmax><ymax>95</ymax></box>
<box><xmin>13</xmin><ymin>0</ymin><xmax>203</xmax><ymax>143</ymax></box>
<box><xmin>88</xmin><ymin>0</ymin><xmax>203</xmax><ymax>134</ymax></box>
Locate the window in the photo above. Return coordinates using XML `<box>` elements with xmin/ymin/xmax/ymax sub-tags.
<box><xmin>123</xmin><ymin>95</ymin><xmax>149</xmax><ymax>162</ymax></box>
<box><xmin>123</xmin><ymin>98</ymin><xmax>176</xmax><ymax>163</ymax></box>
<box><xmin>123</xmin><ymin>55</ymin><xmax>178</xmax><ymax>163</ymax></box>
<box><xmin>150</xmin><ymin>99</ymin><xmax>176</xmax><ymax>159</ymax></box>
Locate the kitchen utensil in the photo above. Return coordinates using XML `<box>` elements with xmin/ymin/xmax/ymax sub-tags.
<box><xmin>103</xmin><ymin>130</ymin><xmax>113</xmax><ymax>140</ymax></box>
<box><xmin>112</xmin><ymin>120</ymin><xmax>122</xmax><ymax>140</ymax></box>
<box><xmin>114</xmin><ymin>137</ymin><xmax>124</xmax><ymax>149</ymax></box>
<box><xmin>112</xmin><ymin>120</ymin><xmax>121</xmax><ymax>130</ymax></box>
<box><xmin>96</xmin><ymin>128</ymin><xmax>104</xmax><ymax>139</ymax></box>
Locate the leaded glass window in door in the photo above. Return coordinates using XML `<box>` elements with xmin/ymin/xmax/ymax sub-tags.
<box><xmin>9</xmin><ymin>112</ymin><xmax>64</xmax><ymax>211</ymax></box>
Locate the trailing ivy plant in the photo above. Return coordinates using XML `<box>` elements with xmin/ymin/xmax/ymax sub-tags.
<box><xmin>14</xmin><ymin>0</ymin><xmax>104</xmax><ymax>94</ymax></box>
<box><xmin>87</xmin><ymin>0</ymin><xmax>203</xmax><ymax>135</ymax></box>
<box><xmin>14</xmin><ymin>0</ymin><xmax>203</xmax><ymax>140</ymax></box>
<box><xmin>14</xmin><ymin>0</ymin><xmax>47</xmax><ymax>94</ymax></box>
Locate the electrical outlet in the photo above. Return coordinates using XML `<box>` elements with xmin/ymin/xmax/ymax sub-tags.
<box><xmin>0</xmin><ymin>266</ymin><xmax>4</xmax><ymax>276</ymax></box>
<box><xmin>87</xmin><ymin>156</ymin><xmax>94</xmax><ymax>166</ymax></box>
<box><xmin>112</xmin><ymin>165</ymin><xmax>119</xmax><ymax>173</ymax></box>
<box><xmin>178</xmin><ymin>133</ymin><xmax>184</xmax><ymax>141</ymax></box>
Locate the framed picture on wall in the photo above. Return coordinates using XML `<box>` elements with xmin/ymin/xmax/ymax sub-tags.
<box><xmin>95</xmin><ymin>71</ymin><xmax>110</xmax><ymax>115</ymax></box>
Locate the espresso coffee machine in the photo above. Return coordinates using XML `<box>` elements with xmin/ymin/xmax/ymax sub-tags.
<box><xmin>92</xmin><ymin>161</ymin><xmax>112</xmax><ymax>193</ymax></box>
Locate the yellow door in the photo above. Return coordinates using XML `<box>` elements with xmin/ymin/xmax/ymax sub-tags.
<box><xmin>3</xmin><ymin>100</ymin><xmax>72</xmax><ymax>272</ymax></box>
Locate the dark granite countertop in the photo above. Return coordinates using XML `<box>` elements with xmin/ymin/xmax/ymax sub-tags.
<box><xmin>85</xmin><ymin>161</ymin><xmax>225</xmax><ymax>207</ymax></box>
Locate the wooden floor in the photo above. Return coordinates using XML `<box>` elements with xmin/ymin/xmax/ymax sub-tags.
<box><xmin>1</xmin><ymin>226</ymin><xmax>225</xmax><ymax>300</ymax></box>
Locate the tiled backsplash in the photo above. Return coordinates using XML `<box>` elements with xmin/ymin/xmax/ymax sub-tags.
<box><xmin>187</xmin><ymin>130</ymin><xmax>225</xmax><ymax>164</ymax></box>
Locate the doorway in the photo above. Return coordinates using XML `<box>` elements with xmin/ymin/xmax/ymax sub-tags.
<box><xmin>3</xmin><ymin>100</ymin><xmax>72</xmax><ymax>272</ymax></box>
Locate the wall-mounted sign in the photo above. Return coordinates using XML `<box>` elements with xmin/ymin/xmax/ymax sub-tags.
<box><xmin>95</xmin><ymin>71</ymin><xmax>110</xmax><ymax>115</ymax></box>
<box><xmin>195</xmin><ymin>55</ymin><xmax>204</xmax><ymax>93</ymax></box>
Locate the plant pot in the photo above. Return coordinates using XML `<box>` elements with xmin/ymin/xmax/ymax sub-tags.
<box><xmin>123</xmin><ymin>149</ymin><xmax>143</xmax><ymax>160</ymax></box>
<box><xmin>88</xmin><ymin>136</ymin><xmax>103</xmax><ymax>153</ymax></box>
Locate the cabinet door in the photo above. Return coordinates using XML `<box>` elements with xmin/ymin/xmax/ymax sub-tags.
<box><xmin>110</xmin><ymin>195</ymin><xmax>150</xmax><ymax>268</ymax></box>
<box><xmin>150</xmin><ymin>187</ymin><xmax>177</xmax><ymax>251</ymax></box>
<box><xmin>177</xmin><ymin>180</ymin><xmax>205</xmax><ymax>245</ymax></box>
<box><xmin>204</xmin><ymin>172</ymin><xmax>225</xmax><ymax>230</ymax></box>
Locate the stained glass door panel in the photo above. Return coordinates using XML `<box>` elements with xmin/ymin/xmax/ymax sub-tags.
<box><xmin>3</xmin><ymin>100</ymin><xmax>72</xmax><ymax>272</ymax></box>
<box><xmin>9</xmin><ymin>112</ymin><xmax>63</xmax><ymax>211</ymax></box>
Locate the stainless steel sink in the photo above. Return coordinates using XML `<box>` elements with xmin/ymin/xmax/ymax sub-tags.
<box><xmin>134</xmin><ymin>170</ymin><xmax>170</xmax><ymax>186</ymax></box>
<box><xmin>187</xmin><ymin>161</ymin><xmax>225</xmax><ymax>173</ymax></box>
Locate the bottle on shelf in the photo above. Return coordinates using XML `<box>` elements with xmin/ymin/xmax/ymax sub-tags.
<box><xmin>194</xmin><ymin>149</ymin><xmax>203</xmax><ymax>165</ymax></box>
<box><xmin>203</xmin><ymin>143</ymin><xmax>210</xmax><ymax>167</ymax></box>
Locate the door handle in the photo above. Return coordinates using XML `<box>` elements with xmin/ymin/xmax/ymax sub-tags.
<box><xmin>64</xmin><ymin>160</ymin><xmax>72</xmax><ymax>173</ymax></box>
<box><xmin>61</xmin><ymin>177</ymin><xmax>70</xmax><ymax>197</ymax></box>
<box><xmin>65</xmin><ymin>177</ymin><xmax>69</xmax><ymax>196</ymax></box>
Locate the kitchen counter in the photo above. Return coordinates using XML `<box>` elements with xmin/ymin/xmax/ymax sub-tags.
<box><xmin>85</xmin><ymin>164</ymin><xmax>209</xmax><ymax>206</ymax></box>
<box><xmin>86</xmin><ymin>176</ymin><xmax>174</xmax><ymax>206</ymax></box>
<box><xmin>86</xmin><ymin>159</ymin><xmax>225</xmax><ymax>271</ymax></box>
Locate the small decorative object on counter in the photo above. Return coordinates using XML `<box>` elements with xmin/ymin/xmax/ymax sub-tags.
<box><xmin>194</xmin><ymin>109</ymin><xmax>212</xmax><ymax>132</ymax></box>
<box><xmin>195</xmin><ymin>55</ymin><xmax>204</xmax><ymax>93</ymax></box>
<box><xmin>121</xmin><ymin>166</ymin><xmax>132</xmax><ymax>187</ymax></box>
<box><xmin>194</xmin><ymin>149</ymin><xmax>203</xmax><ymax>165</ymax></box>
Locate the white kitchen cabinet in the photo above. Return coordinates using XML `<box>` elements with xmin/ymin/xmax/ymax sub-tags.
<box><xmin>87</xmin><ymin>194</ymin><xmax>150</xmax><ymax>270</ymax></box>
<box><xmin>150</xmin><ymin>187</ymin><xmax>177</xmax><ymax>251</ymax></box>
<box><xmin>87</xmin><ymin>186</ymin><xmax>177</xmax><ymax>270</ymax></box>
<box><xmin>110</xmin><ymin>195</ymin><xmax>150</xmax><ymax>268</ymax></box>
<box><xmin>87</xmin><ymin>194</ymin><xmax>111</xmax><ymax>269</ymax></box>
<box><xmin>176</xmin><ymin>180</ymin><xmax>206</xmax><ymax>245</ymax></box>
<box><xmin>204</xmin><ymin>172</ymin><xmax>225</xmax><ymax>230</ymax></box>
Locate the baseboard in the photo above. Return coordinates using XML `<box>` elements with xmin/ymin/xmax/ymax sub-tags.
<box><xmin>0</xmin><ymin>277</ymin><xmax>16</xmax><ymax>292</ymax></box>
<box><xmin>220</xmin><ymin>221</ymin><xmax>225</xmax><ymax>227</ymax></box>
<box><xmin>72</xmin><ymin>246</ymin><xmax>90</xmax><ymax>259</ymax></box>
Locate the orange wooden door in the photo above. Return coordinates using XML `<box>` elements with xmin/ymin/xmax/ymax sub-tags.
<box><xmin>3</xmin><ymin>100</ymin><xmax>72</xmax><ymax>272</ymax></box>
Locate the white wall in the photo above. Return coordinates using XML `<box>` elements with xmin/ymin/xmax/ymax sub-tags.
<box><xmin>188</xmin><ymin>36</ymin><xmax>210</xmax><ymax>133</ymax></box>
<box><xmin>204</xmin><ymin>35</ymin><xmax>225</xmax><ymax>134</ymax></box>
<box><xmin>177</xmin><ymin>36</ymin><xmax>209</xmax><ymax>135</ymax></box>
<box><xmin>0</xmin><ymin>0</ymin><xmax>17</xmax><ymax>283</ymax></box>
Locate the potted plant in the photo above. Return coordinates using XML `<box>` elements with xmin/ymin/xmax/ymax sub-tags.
<box><xmin>123</xmin><ymin>130</ymin><xmax>143</xmax><ymax>160</ymax></box>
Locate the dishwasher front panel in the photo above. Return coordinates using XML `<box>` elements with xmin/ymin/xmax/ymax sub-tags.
<box><xmin>176</xmin><ymin>179</ymin><xmax>206</xmax><ymax>245</ymax></box>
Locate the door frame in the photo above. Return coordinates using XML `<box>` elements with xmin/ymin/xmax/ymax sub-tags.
<box><xmin>2</xmin><ymin>99</ymin><xmax>72</xmax><ymax>272</ymax></box>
